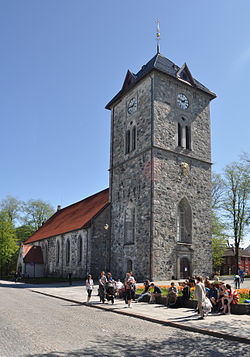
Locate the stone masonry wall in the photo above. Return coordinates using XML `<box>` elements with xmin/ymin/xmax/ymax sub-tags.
<box><xmin>35</xmin><ymin>229</ymin><xmax>88</xmax><ymax>278</ymax></box>
<box><xmin>111</xmin><ymin>152</ymin><xmax>152</xmax><ymax>281</ymax></box>
<box><xmin>109</xmin><ymin>68</ymin><xmax>213</xmax><ymax>281</ymax></box>
<box><xmin>110</xmin><ymin>75</ymin><xmax>154</xmax><ymax>281</ymax></box>
<box><xmin>151</xmin><ymin>149</ymin><xmax>212</xmax><ymax>280</ymax></box>
<box><xmin>151</xmin><ymin>71</ymin><xmax>212</xmax><ymax>280</ymax></box>
<box><xmin>90</xmin><ymin>205</ymin><xmax>111</xmax><ymax>279</ymax></box>
<box><xmin>153</xmin><ymin>72</ymin><xmax>211</xmax><ymax>162</ymax></box>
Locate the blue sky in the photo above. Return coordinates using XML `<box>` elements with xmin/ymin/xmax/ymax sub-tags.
<box><xmin>0</xmin><ymin>1</ymin><xmax>249</xmax><ymax>243</ymax></box>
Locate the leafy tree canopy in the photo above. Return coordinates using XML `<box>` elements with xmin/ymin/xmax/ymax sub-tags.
<box><xmin>22</xmin><ymin>199</ymin><xmax>55</xmax><ymax>231</ymax></box>
<box><xmin>0</xmin><ymin>195</ymin><xmax>22</xmax><ymax>223</ymax></box>
<box><xmin>0</xmin><ymin>211</ymin><xmax>19</xmax><ymax>271</ymax></box>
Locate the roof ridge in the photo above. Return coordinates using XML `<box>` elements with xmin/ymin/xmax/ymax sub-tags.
<box><xmin>55</xmin><ymin>187</ymin><xmax>109</xmax><ymax>213</ymax></box>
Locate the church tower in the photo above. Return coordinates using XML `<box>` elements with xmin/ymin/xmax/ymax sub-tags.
<box><xmin>106</xmin><ymin>47</ymin><xmax>216</xmax><ymax>281</ymax></box>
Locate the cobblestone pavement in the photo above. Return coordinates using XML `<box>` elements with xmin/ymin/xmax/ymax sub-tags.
<box><xmin>0</xmin><ymin>281</ymin><xmax>249</xmax><ymax>356</ymax></box>
<box><xmin>27</xmin><ymin>280</ymin><xmax>250</xmax><ymax>341</ymax></box>
<box><xmin>0</xmin><ymin>283</ymin><xmax>248</xmax><ymax>357</ymax></box>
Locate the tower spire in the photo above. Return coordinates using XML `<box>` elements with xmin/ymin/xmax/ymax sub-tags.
<box><xmin>156</xmin><ymin>19</ymin><xmax>160</xmax><ymax>54</ymax></box>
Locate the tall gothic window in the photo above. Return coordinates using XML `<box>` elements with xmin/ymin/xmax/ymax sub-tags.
<box><xmin>125</xmin><ymin>125</ymin><xmax>137</xmax><ymax>154</ymax></box>
<box><xmin>124</xmin><ymin>203</ymin><xmax>136</xmax><ymax>244</ymax></box>
<box><xmin>185</xmin><ymin>126</ymin><xmax>191</xmax><ymax>150</ymax></box>
<box><xmin>125</xmin><ymin>130</ymin><xmax>130</xmax><ymax>154</ymax></box>
<box><xmin>66</xmin><ymin>239</ymin><xmax>70</xmax><ymax>265</ymax></box>
<box><xmin>78</xmin><ymin>236</ymin><xmax>82</xmax><ymax>264</ymax></box>
<box><xmin>177</xmin><ymin>198</ymin><xmax>192</xmax><ymax>243</ymax></box>
<box><xmin>132</xmin><ymin>126</ymin><xmax>136</xmax><ymax>150</ymax></box>
<box><xmin>178</xmin><ymin>123</ymin><xmax>182</xmax><ymax>147</ymax></box>
<box><xmin>56</xmin><ymin>241</ymin><xmax>60</xmax><ymax>266</ymax></box>
<box><xmin>178</xmin><ymin>121</ymin><xmax>191</xmax><ymax>150</ymax></box>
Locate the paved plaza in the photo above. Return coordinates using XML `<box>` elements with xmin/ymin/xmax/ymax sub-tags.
<box><xmin>0</xmin><ymin>280</ymin><xmax>249</xmax><ymax>357</ymax></box>
<box><xmin>1</xmin><ymin>278</ymin><xmax>249</xmax><ymax>346</ymax></box>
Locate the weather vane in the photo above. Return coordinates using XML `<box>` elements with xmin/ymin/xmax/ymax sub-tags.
<box><xmin>156</xmin><ymin>19</ymin><xmax>160</xmax><ymax>54</ymax></box>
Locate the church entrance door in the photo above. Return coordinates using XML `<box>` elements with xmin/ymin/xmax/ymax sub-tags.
<box><xmin>126</xmin><ymin>259</ymin><xmax>133</xmax><ymax>272</ymax></box>
<box><xmin>180</xmin><ymin>257</ymin><xmax>190</xmax><ymax>279</ymax></box>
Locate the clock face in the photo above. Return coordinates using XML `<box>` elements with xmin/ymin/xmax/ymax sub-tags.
<box><xmin>127</xmin><ymin>97</ymin><xmax>137</xmax><ymax>115</ymax></box>
<box><xmin>177</xmin><ymin>93</ymin><xmax>189</xmax><ymax>110</ymax></box>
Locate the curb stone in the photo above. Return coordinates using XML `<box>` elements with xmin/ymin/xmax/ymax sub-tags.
<box><xmin>30</xmin><ymin>289</ymin><xmax>250</xmax><ymax>345</ymax></box>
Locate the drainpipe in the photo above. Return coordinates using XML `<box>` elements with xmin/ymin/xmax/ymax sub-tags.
<box><xmin>86</xmin><ymin>228</ymin><xmax>89</xmax><ymax>275</ymax></box>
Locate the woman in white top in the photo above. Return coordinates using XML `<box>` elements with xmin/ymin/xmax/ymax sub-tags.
<box><xmin>86</xmin><ymin>274</ymin><xmax>94</xmax><ymax>302</ymax></box>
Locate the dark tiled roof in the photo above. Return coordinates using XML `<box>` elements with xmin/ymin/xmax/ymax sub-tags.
<box><xmin>23</xmin><ymin>245</ymin><xmax>44</xmax><ymax>264</ymax></box>
<box><xmin>106</xmin><ymin>53</ymin><xmax>216</xmax><ymax>109</ymax></box>
<box><xmin>223</xmin><ymin>248</ymin><xmax>250</xmax><ymax>257</ymax></box>
<box><xmin>24</xmin><ymin>188</ymin><xmax>109</xmax><ymax>244</ymax></box>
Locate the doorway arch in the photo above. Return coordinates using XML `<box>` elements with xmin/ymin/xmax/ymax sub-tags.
<box><xmin>180</xmin><ymin>257</ymin><xmax>190</xmax><ymax>279</ymax></box>
<box><xmin>126</xmin><ymin>259</ymin><xmax>133</xmax><ymax>272</ymax></box>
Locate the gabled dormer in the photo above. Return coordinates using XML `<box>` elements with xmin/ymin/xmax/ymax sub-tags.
<box><xmin>121</xmin><ymin>70</ymin><xmax>137</xmax><ymax>92</ymax></box>
<box><xmin>176</xmin><ymin>63</ymin><xmax>195</xmax><ymax>86</ymax></box>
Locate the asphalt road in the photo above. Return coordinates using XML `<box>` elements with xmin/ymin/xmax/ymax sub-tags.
<box><xmin>0</xmin><ymin>284</ymin><xmax>249</xmax><ymax>357</ymax></box>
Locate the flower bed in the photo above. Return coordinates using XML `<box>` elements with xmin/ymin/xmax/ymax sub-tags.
<box><xmin>136</xmin><ymin>285</ymin><xmax>250</xmax><ymax>304</ymax></box>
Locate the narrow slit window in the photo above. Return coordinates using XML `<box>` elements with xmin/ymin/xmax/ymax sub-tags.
<box><xmin>125</xmin><ymin>130</ymin><xmax>130</xmax><ymax>154</ymax></box>
<box><xmin>186</xmin><ymin>126</ymin><xmax>191</xmax><ymax>150</ymax></box>
<box><xmin>178</xmin><ymin>123</ymin><xmax>182</xmax><ymax>147</ymax></box>
<box><xmin>132</xmin><ymin>126</ymin><xmax>136</xmax><ymax>151</ymax></box>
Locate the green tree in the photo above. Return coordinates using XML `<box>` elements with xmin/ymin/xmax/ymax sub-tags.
<box><xmin>0</xmin><ymin>195</ymin><xmax>22</xmax><ymax>223</ymax></box>
<box><xmin>0</xmin><ymin>211</ymin><xmax>19</xmax><ymax>277</ymax></box>
<box><xmin>212</xmin><ymin>213</ymin><xmax>227</xmax><ymax>271</ymax></box>
<box><xmin>15</xmin><ymin>224</ymin><xmax>35</xmax><ymax>243</ymax></box>
<box><xmin>211</xmin><ymin>173</ymin><xmax>227</xmax><ymax>271</ymax></box>
<box><xmin>22</xmin><ymin>199</ymin><xmax>55</xmax><ymax>231</ymax></box>
<box><xmin>222</xmin><ymin>157</ymin><xmax>250</xmax><ymax>274</ymax></box>
<box><xmin>212</xmin><ymin>173</ymin><xmax>225</xmax><ymax>210</ymax></box>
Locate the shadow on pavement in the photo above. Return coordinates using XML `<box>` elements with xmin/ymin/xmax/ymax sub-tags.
<box><xmin>22</xmin><ymin>332</ymin><xmax>250</xmax><ymax>357</ymax></box>
<box><xmin>0</xmin><ymin>281</ymin><xmax>84</xmax><ymax>289</ymax></box>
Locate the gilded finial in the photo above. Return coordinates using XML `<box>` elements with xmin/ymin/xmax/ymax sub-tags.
<box><xmin>156</xmin><ymin>19</ymin><xmax>160</xmax><ymax>54</ymax></box>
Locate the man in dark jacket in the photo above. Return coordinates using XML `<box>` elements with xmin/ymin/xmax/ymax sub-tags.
<box><xmin>149</xmin><ymin>283</ymin><xmax>162</xmax><ymax>303</ymax></box>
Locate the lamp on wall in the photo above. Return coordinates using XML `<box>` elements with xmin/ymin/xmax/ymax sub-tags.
<box><xmin>104</xmin><ymin>224</ymin><xmax>109</xmax><ymax>230</ymax></box>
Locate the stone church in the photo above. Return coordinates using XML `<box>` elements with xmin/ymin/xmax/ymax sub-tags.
<box><xmin>23</xmin><ymin>50</ymin><xmax>216</xmax><ymax>281</ymax></box>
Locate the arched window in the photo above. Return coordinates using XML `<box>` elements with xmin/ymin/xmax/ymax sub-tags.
<box><xmin>178</xmin><ymin>123</ymin><xmax>182</xmax><ymax>147</ymax></box>
<box><xmin>185</xmin><ymin>126</ymin><xmax>191</xmax><ymax>150</ymax></box>
<box><xmin>66</xmin><ymin>239</ymin><xmax>70</xmax><ymax>265</ymax></box>
<box><xmin>56</xmin><ymin>241</ymin><xmax>60</xmax><ymax>265</ymax></box>
<box><xmin>124</xmin><ymin>203</ymin><xmax>136</xmax><ymax>244</ymax></box>
<box><xmin>177</xmin><ymin>198</ymin><xmax>192</xmax><ymax>243</ymax></box>
<box><xmin>125</xmin><ymin>125</ymin><xmax>137</xmax><ymax>154</ymax></box>
<box><xmin>44</xmin><ymin>241</ymin><xmax>48</xmax><ymax>265</ymax></box>
<box><xmin>78</xmin><ymin>236</ymin><xmax>82</xmax><ymax>264</ymax></box>
<box><xmin>132</xmin><ymin>126</ymin><xmax>136</xmax><ymax>151</ymax></box>
<box><xmin>127</xmin><ymin>259</ymin><xmax>133</xmax><ymax>272</ymax></box>
<box><xmin>125</xmin><ymin>130</ymin><xmax>130</xmax><ymax>154</ymax></box>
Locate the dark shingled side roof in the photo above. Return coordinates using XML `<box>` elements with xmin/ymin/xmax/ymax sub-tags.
<box><xmin>23</xmin><ymin>245</ymin><xmax>44</xmax><ymax>264</ymax></box>
<box><xmin>106</xmin><ymin>53</ymin><xmax>216</xmax><ymax>110</ymax></box>
<box><xmin>24</xmin><ymin>188</ymin><xmax>109</xmax><ymax>244</ymax></box>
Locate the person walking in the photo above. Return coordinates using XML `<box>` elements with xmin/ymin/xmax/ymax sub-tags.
<box><xmin>239</xmin><ymin>269</ymin><xmax>244</xmax><ymax>284</ymax></box>
<box><xmin>86</xmin><ymin>274</ymin><xmax>94</xmax><ymax>303</ymax></box>
<box><xmin>124</xmin><ymin>272</ymin><xmax>134</xmax><ymax>308</ymax></box>
<box><xmin>98</xmin><ymin>271</ymin><xmax>107</xmax><ymax>303</ymax></box>
<box><xmin>234</xmin><ymin>274</ymin><xmax>240</xmax><ymax>289</ymax></box>
<box><xmin>194</xmin><ymin>276</ymin><xmax>206</xmax><ymax>319</ymax></box>
<box><xmin>128</xmin><ymin>270</ymin><xmax>136</xmax><ymax>300</ymax></box>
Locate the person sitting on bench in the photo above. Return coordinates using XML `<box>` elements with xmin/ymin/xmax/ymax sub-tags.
<box><xmin>149</xmin><ymin>283</ymin><xmax>162</xmax><ymax>303</ymax></box>
<box><xmin>166</xmin><ymin>282</ymin><xmax>178</xmax><ymax>306</ymax></box>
